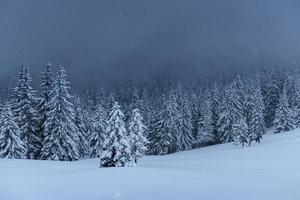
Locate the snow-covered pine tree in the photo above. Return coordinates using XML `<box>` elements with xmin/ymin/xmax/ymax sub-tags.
<box><xmin>210</xmin><ymin>82</ymin><xmax>222</xmax><ymax>143</ymax></box>
<box><xmin>74</xmin><ymin>97</ymin><xmax>90</xmax><ymax>158</ymax></box>
<box><xmin>104</xmin><ymin>92</ymin><xmax>116</xmax><ymax>114</ymax></box>
<box><xmin>11</xmin><ymin>65</ymin><xmax>40</xmax><ymax>159</ymax></box>
<box><xmin>197</xmin><ymin>99</ymin><xmax>214</xmax><ymax>147</ymax></box>
<box><xmin>37</xmin><ymin>63</ymin><xmax>54</xmax><ymax>158</ymax></box>
<box><xmin>147</xmin><ymin>94</ymin><xmax>178</xmax><ymax>155</ymax></box>
<box><xmin>40</xmin><ymin>67</ymin><xmax>79</xmax><ymax>161</ymax></box>
<box><xmin>0</xmin><ymin>103</ymin><xmax>3</xmax><ymax>125</ymax></box>
<box><xmin>129</xmin><ymin>88</ymin><xmax>140</xmax><ymax>112</ymax></box>
<box><xmin>176</xmin><ymin>90</ymin><xmax>194</xmax><ymax>151</ymax></box>
<box><xmin>285</xmin><ymin>74</ymin><xmax>297</xmax><ymax>109</ymax></box>
<box><xmin>261</xmin><ymin>72</ymin><xmax>282</xmax><ymax>128</ymax></box>
<box><xmin>293</xmin><ymin>79</ymin><xmax>300</xmax><ymax>127</ymax></box>
<box><xmin>246</xmin><ymin>80</ymin><xmax>265</xmax><ymax>145</ymax></box>
<box><xmin>0</xmin><ymin>102</ymin><xmax>26</xmax><ymax>159</ymax></box>
<box><xmin>140</xmin><ymin>89</ymin><xmax>152</xmax><ymax>125</ymax></box>
<box><xmin>100</xmin><ymin>102</ymin><xmax>133</xmax><ymax>167</ymax></box>
<box><xmin>81</xmin><ymin>88</ymin><xmax>95</xmax><ymax>127</ymax></box>
<box><xmin>190</xmin><ymin>93</ymin><xmax>201</xmax><ymax>141</ymax></box>
<box><xmin>273</xmin><ymin>85</ymin><xmax>295</xmax><ymax>134</ymax></box>
<box><xmin>232</xmin><ymin>118</ymin><xmax>248</xmax><ymax>147</ymax></box>
<box><xmin>218</xmin><ymin>76</ymin><xmax>245</xmax><ymax>143</ymax></box>
<box><xmin>90</xmin><ymin>104</ymin><xmax>107</xmax><ymax>158</ymax></box>
<box><xmin>128</xmin><ymin>108</ymin><xmax>149</xmax><ymax>164</ymax></box>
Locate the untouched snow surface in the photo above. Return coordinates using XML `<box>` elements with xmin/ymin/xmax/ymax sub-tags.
<box><xmin>1</xmin><ymin>130</ymin><xmax>300</xmax><ymax>200</ymax></box>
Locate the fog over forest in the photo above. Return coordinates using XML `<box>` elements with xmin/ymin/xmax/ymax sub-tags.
<box><xmin>1</xmin><ymin>0</ymin><xmax>300</xmax><ymax>89</ymax></box>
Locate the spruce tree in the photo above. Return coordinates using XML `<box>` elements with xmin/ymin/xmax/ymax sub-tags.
<box><xmin>37</xmin><ymin>63</ymin><xmax>54</xmax><ymax>158</ymax></box>
<box><xmin>232</xmin><ymin>118</ymin><xmax>248</xmax><ymax>147</ymax></box>
<box><xmin>176</xmin><ymin>92</ymin><xmax>194</xmax><ymax>151</ymax></box>
<box><xmin>128</xmin><ymin>109</ymin><xmax>149</xmax><ymax>164</ymax></box>
<box><xmin>0</xmin><ymin>103</ymin><xmax>26</xmax><ymax>159</ymax></box>
<box><xmin>90</xmin><ymin>104</ymin><xmax>107</xmax><ymax>158</ymax></box>
<box><xmin>273</xmin><ymin>86</ymin><xmax>295</xmax><ymax>134</ymax></box>
<box><xmin>74</xmin><ymin>97</ymin><xmax>89</xmax><ymax>158</ymax></box>
<box><xmin>262</xmin><ymin>73</ymin><xmax>282</xmax><ymax>128</ymax></box>
<box><xmin>100</xmin><ymin>102</ymin><xmax>133</xmax><ymax>167</ymax></box>
<box><xmin>40</xmin><ymin>67</ymin><xmax>79</xmax><ymax>161</ymax></box>
<box><xmin>218</xmin><ymin>76</ymin><xmax>245</xmax><ymax>143</ymax></box>
<box><xmin>190</xmin><ymin>93</ymin><xmax>201</xmax><ymax>141</ymax></box>
<box><xmin>284</xmin><ymin>74</ymin><xmax>300</xmax><ymax>127</ymax></box>
<box><xmin>12</xmin><ymin>65</ymin><xmax>40</xmax><ymax>159</ymax></box>
<box><xmin>246</xmin><ymin>81</ymin><xmax>265</xmax><ymax>145</ymax></box>
<box><xmin>285</xmin><ymin>74</ymin><xmax>297</xmax><ymax>109</ymax></box>
<box><xmin>197</xmin><ymin>99</ymin><xmax>214</xmax><ymax>147</ymax></box>
<box><xmin>147</xmin><ymin>94</ymin><xmax>178</xmax><ymax>155</ymax></box>
<box><xmin>211</xmin><ymin>82</ymin><xmax>222</xmax><ymax>143</ymax></box>
<box><xmin>293</xmin><ymin>80</ymin><xmax>300</xmax><ymax>127</ymax></box>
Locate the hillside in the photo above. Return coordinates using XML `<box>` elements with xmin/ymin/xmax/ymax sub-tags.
<box><xmin>1</xmin><ymin>130</ymin><xmax>300</xmax><ymax>200</ymax></box>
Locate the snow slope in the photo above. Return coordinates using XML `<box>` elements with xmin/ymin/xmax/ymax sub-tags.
<box><xmin>1</xmin><ymin>130</ymin><xmax>300</xmax><ymax>200</ymax></box>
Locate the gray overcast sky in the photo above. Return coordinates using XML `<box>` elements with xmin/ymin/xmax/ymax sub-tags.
<box><xmin>0</xmin><ymin>0</ymin><xmax>300</xmax><ymax>87</ymax></box>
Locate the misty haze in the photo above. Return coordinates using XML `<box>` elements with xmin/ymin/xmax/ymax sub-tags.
<box><xmin>1</xmin><ymin>1</ymin><xmax>300</xmax><ymax>200</ymax></box>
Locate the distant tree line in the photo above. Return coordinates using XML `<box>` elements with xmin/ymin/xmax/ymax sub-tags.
<box><xmin>0</xmin><ymin>64</ymin><xmax>299</xmax><ymax>167</ymax></box>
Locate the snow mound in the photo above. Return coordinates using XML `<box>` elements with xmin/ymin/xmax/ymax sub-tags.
<box><xmin>1</xmin><ymin>130</ymin><xmax>300</xmax><ymax>200</ymax></box>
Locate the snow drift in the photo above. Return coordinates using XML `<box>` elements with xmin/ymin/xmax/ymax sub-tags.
<box><xmin>1</xmin><ymin>129</ymin><xmax>300</xmax><ymax>200</ymax></box>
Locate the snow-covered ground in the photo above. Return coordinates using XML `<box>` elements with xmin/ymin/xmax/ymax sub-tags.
<box><xmin>1</xmin><ymin>130</ymin><xmax>300</xmax><ymax>200</ymax></box>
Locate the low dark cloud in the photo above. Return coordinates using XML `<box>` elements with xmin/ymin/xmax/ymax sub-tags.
<box><xmin>0</xmin><ymin>0</ymin><xmax>300</xmax><ymax>87</ymax></box>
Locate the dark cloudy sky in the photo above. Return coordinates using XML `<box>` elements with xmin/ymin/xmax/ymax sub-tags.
<box><xmin>0</xmin><ymin>0</ymin><xmax>300</xmax><ymax>87</ymax></box>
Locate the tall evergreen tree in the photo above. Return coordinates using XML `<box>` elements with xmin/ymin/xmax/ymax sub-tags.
<box><xmin>262</xmin><ymin>72</ymin><xmax>282</xmax><ymax>128</ymax></box>
<box><xmin>37</xmin><ymin>63</ymin><xmax>54</xmax><ymax>158</ymax></box>
<box><xmin>285</xmin><ymin>74</ymin><xmax>297</xmax><ymax>109</ymax></box>
<box><xmin>74</xmin><ymin>97</ymin><xmax>89</xmax><ymax>158</ymax></box>
<box><xmin>232</xmin><ymin>118</ymin><xmax>248</xmax><ymax>147</ymax></box>
<box><xmin>176</xmin><ymin>92</ymin><xmax>194</xmax><ymax>151</ymax></box>
<box><xmin>128</xmin><ymin>109</ymin><xmax>149</xmax><ymax>164</ymax></box>
<box><xmin>273</xmin><ymin>85</ymin><xmax>295</xmax><ymax>134</ymax></box>
<box><xmin>0</xmin><ymin>103</ymin><xmax>26</xmax><ymax>159</ymax></box>
<box><xmin>40</xmin><ymin>67</ymin><xmax>79</xmax><ymax>161</ymax></box>
<box><xmin>197</xmin><ymin>99</ymin><xmax>214</xmax><ymax>147</ymax></box>
<box><xmin>90</xmin><ymin>104</ymin><xmax>107</xmax><ymax>158</ymax></box>
<box><xmin>147</xmin><ymin>94</ymin><xmax>178</xmax><ymax>155</ymax></box>
<box><xmin>218</xmin><ymin>76</ymin><xmax>245</xmax><ymax>143</ymax></box>
<box><xmin>190</xmin><ymin>93</ymin><xmax>201</xmax><ymax>141</ymax></box>
<box><xmin>210</xmin><ymin>82</ymin><xmax>222</xmax><ymax>143</ymax></box>
<box><xmin>293</xmin><ymin>79</ymin><xmax>300</xmax><ymax>127</ymax></box>
<box><xmin>246</xmin><ymin>81</ymin><xmax>265</xmax><ymax>145</ymax></box>
<box><xmin>100</xmin><ymin>102</ymin><xmax>133</xmax><ymax>167</ymax></box>
<box><xmin>12</xmin><ymin>65</ymin><xmax>40</xmax><ymax>159</ymax></box>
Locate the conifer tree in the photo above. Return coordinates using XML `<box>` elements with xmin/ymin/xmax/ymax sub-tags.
<box><xmin>176</xmin><ymin>92</ymin><xmax>194</xmax><ymax>151</ymax></box>
<box><xmin>128</xmin><ymin>109</ymin><xmax>149</xmax><ymax>164</ymax></box>
<box><xmin>273</xmin><ymin>85</ymin><xmax>295</xmax><ymax>134</ymax></box>
<box><xmin>232</xmin><ymin>118</ymin><xmax>248</xmax><ymax>147</ymax></box>
<box><xmin>40</xmin><ymin>67</ymin><xmax>79</xmax><ymax>161</ymax></box>
<box><xmin>285</xmin><ymin>74</ymin><xmax>297</xmax><ymax>109</ymax></box>
<box><xmin>262</xmin><ymin>73</ymin><xmax>282</xmax><ymax>128</ymax></box>
<box><xmin>100</xmin><ymin>102</ymin><xmax>133</xmax><ymax>167</ymax></box>
<box><xmin>74</xmin><ymin>97</ymin><xmax>89</xmax><ymax>158</ymax></box>
<box><xmin>293</xmin><ymin>80</ymin><xmax>300</xmax><ymax>127</ymax></box>
<box><xmin>148</xmin><ymin>94</ymin><xmax>178</xmax><ymax>155</ymax></box>
<box><xmin>37</xmin><ymin>63</ymin><xmax>54</xmax><ymax>157</ymax></box>
<box><xmin>211</xmin><ymin>82</ymin><xmax>222</xmax><ymax>143</ymax></box>
<box><xmin>0</xmin><ymin>103</ymin><xmax>26</xmax><ymax>159</ymax></box>
<box><xmin>12</xmin><ymin>65</ymin><xmax>40</xmax><ymax>159</ymax></box>
<box><xmin>197</xmin><ymin>99</ymin><xmax>214</xmax><ymax>147</ymax></box>
<box><xmin>190</xmin><ymin>93</ymin><xmax>201</xmax><ymax>141</ymax></box>
<box><xmin>218</xmin><ymin>76</ymin><xmax>245</xmax><ymax>143</ymax></box>
<box><xmin>246</xmin><ymin>81</ymin><xmax>265</xmax><ymax>145</ymax></box>
<box><xmin>90</xmin><ymin>104</ymin><xmax>107</xmax><ymax>158</ymax></box>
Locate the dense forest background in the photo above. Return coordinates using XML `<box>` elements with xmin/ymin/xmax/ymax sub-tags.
<box><xmin>0</xmin><ymin>63</ymin><xmax>299</xmax><ymax>166</ymax></box>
